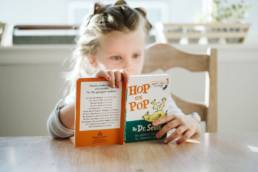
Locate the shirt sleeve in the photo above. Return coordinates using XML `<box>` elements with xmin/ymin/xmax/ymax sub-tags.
<box><xmin>166</xmin><ymin>96</ymin><xmax>204</xmax><ymax>136</ymax></box>
<box><xmin>47</xmin><ymin>99</ymin><xmax>74</xmax><ymax>139</ymax></box>
<box><xmin>167</xmin><ymin>95</ymin><xmax>184</xmax><ymax>116</ymax></box>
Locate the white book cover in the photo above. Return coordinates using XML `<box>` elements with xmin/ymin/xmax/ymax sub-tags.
<box><xmin>125</xmin><ymin>74</ymin><xmax>170</xmax><ymax>142</ymax></box>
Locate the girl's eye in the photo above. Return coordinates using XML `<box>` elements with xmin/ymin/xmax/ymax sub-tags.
<box><xmin>110</xmin><ymin>56</ymin><xmax>122</xmax><ymax>61</ymax></box>
<box><xmin>133</xmin><ymin>54</ymin><xmax>141</xmax><ymax>59</ymax></box>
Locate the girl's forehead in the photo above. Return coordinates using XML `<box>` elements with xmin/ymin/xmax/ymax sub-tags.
<box><xmin>99</xmin><ymin>29</ymin><xmax>146</xmax><ymax>53</ymax></box>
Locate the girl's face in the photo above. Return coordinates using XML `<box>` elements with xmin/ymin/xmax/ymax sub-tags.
<box><xmin>92</xmin><ymin>28</ymin><xmax>146</xmax><ymax>75</ymax></box>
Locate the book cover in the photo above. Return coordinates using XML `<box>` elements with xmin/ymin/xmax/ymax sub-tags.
<box><xmin>75</xmin><ymin>77</ymin><xmax>126</xmax><ymax>147</ymax></box>
<box><xmin>124</xmin><ymin>74</ymin><xmax>170</xmax><ymax>142</ymax></box>
<box><xmin>75</xmin><ymin>74</ymin><xmax>170</xmax><ymax>146</ymax></box>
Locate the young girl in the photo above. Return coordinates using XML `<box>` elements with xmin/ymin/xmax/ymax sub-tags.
<box><xmin>47</xmin><ymin>0</ymin><xmax>201</xmax><ymax>144</ymax></box>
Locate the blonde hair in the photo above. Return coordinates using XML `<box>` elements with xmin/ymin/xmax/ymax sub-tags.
<box><xmin>64</xmin><ymin>0</ymin><xmax>152</xmax><ymax>104</ymax></box>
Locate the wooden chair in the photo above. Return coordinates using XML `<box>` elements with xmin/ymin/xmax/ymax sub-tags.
<box><xmin>143</xmin><ymin>43</ymin><xmax>217</xmax><ymax>132</ymax></box>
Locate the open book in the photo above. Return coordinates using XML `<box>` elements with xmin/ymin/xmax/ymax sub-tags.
<box><xmin>75</xmin><ymin>74</ymin><xmax>170</xmax><ymax>147</ymax></box>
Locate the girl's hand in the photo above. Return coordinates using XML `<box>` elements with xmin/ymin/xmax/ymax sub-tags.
<box><xmin>152</xmin><ymin>114</ymin><xmax>201</xmax><ymax>144</ymax></box>
<box><xmin>96</xmin><ymin>69</ymin><xmax>128</xmax><ymax>88</ymax></box>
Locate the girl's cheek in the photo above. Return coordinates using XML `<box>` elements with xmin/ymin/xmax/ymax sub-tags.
<box><xmin>128</xmin><ymin>63</ymin><xmax>143</xmax><ymax>75</ymax></box>
<box><xmin>101</xmin><ymin>59</ymin><xmax>120</xmax><ymax>69</ymax></box>
<box><xmin>108</xmin><ymin>63</ymin><xmax>124</xmax><ymax>70</ymax></box>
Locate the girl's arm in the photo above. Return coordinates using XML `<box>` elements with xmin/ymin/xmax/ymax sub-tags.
<box><xmin>47</xmin><ymin>100</ymin><xmax>74</xmax><ymax>139</ymax></box>
<box><xmin>59</xmin><ymin>103</ymin><xmax>75</xmax><ymax>129</ymax></box>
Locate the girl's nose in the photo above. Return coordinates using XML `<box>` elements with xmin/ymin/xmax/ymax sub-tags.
<box><xmin>123</xmin><ymin>58</ymin><xmax>133</xmax><ymax>71</ymax></box>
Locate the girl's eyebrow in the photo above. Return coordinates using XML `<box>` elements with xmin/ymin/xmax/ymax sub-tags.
<box><xmin>104</xmin><ymin>49</ymin><xmax>121</xmax><ymax>55</ymax></box>
<box><xmin>108</xmin><ymin>53</ymin><xmax>122</xmax><ymax>56</ymax></box>
<box><xmin>106</xmin><ymin>49</ymin><xmax>143</xmax><ymax>56</ymax></box>
<box><xmin>134</xmin><ymin>50</ymin><xmax>143</xmax><ymax>55</ymax></box>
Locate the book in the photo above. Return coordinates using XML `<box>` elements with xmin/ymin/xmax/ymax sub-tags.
<box><xmin>124</xmin><ymin>74</ymin><xmax>170</xmax><ymax>142</ymax></box>
<box><xmin>75</xmin><ymin>74</ymin><xmax>170</xmax><ymax>147</ymax></box>
<box><xmin>75</xmin><ymin>77</ymin><xmax>126</xmax><ymax>147</ymax></box>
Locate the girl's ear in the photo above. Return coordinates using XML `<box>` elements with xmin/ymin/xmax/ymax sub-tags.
<box><xmin>88</xmin><ymin>55</ymin><xmax>98</xmax><ymax>67</ymax></box>
<box><xmin>93</xmin><ymin>2</ymin><xmax>104</xmax><ymax>14</ymax></box>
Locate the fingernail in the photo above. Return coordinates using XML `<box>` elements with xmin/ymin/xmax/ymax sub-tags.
<box><xmin>117</xmin><ymin>82</ymin><xmax>121</xmax><ymax>88</ymax></box>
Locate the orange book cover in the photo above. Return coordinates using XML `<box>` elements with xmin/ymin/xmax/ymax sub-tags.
<box><xmin>75</xmin><ymin>77</ymin><xmax>126</xmax><ymax>147</ymax></box>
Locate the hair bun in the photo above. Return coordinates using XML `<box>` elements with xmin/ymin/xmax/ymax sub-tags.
<box><xmin>134</xmin><ymin>7</ymin><xmax>147</xmax><ymax>17</ymax></box>
<box><xmin>93</xmin><ymin>2</ymin><xmax>104</xmax><ymax>14</ymax></box>
<box><xmin>114</xmin><ymin>0</ymin><xmax>127</xmax><ymax>6</ymax></box>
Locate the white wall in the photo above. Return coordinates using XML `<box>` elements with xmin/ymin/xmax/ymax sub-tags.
<box><xmin>0</xmin><ymin>64</ymin><xmax>63</xmax><ymax>135</ymax></box>
<box><xmin>217</xmin><ymin>48</ymin><xmax>258</xmax><ymax>132</ymax></box>
<box><xmin>1</xmin><ymin>0</ymin><xmax>258</xmax><ymax>42</ymax></box>
<box><xmin>175</xmin><ymin>45</ymin><xmax>258</xmax><ymax>133</ymax></box>
<box><xmin>0</xmin><ymin>46</ymin><xmax>72</xmax><ymax>136</ymax></box>
<box><xmin>0</xmin><ymin>0</ymin><xmax>200</xmax><ymax>24</ymax></box>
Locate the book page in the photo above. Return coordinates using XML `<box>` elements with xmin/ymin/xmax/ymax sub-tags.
<box><xmin>79</xmin><ymin>81</ymin><xmax>121</xmax><ymax>131</ymax></box>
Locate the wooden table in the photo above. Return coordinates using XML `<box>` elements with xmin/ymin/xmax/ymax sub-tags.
<box><xmin>0</xmin><ymin>133</ymin><xmax>257</xmax><ymax>172</ymax></box>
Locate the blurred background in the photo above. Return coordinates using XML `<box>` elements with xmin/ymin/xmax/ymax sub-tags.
<box><xmin>0</xmin><ymin>0</ymin><xmax>258</xmax><ymax>136</ymax></box>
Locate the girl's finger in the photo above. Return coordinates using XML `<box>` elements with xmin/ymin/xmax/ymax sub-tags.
<box><xmin>96</xmin><ymin>70</ymin><xmax>110</xmax><ymax>80</ymax></box>
<box><xmin>108</xmin><ymin>70</ymin><xmax>115</xmax><ymax>88</ymax></box>
<box><xmin>122</xmin><ymin>70</ymin><xmax>129</xmax><ymax>82</ymax></box>
<box><xmin>175</xmin><ymin>125</ymin><xmax>188</xmax><ymax>136</ymax></box>
<box><xmin>176</xmin><ymin>130</ymin><xmax>195</xmax><ymax>144</ymax></box>
<box><xmin>156</xmin><ymin>119</ymin><xmax>180</xmax><ymax>139</ymax></box>
<box><xmin>163</xmin><ymin>129</ymin><xmax>179</xmax><ymax>144</ymax></box>
<box><xmin>152</xmin><ymin>115</ymin><xmax>176</xmax><ymax>126</ymax></box>
<box><xmin>164</xmin><ymin>125</ymin><xmax>187</xmax><ymax>144</ymax></box>
<box><xmin>114</xmin><ymin>70</ymin><xmax>122</xmax><ymax>88</ymax></box>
